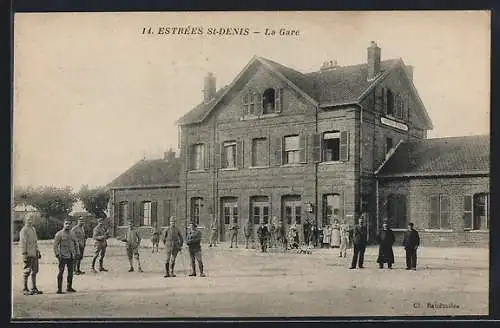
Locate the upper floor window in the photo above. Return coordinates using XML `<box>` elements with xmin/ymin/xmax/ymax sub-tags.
<box><xmin>430</xmin><ymin>195</ymin><xmax>450</xmax><ymax>229</ymax></box>
<box><xmin>387</xmin><ymin>89</ymin><xmax>394</xmax><ymax>116</ymax></box>
<box><xmin>252</xmin><ymin>137</ymin><xmax>268</xmax><ymax>167</ymax></box>
<box><xmin>323</xmin><ymin>131</ymin><xmax>340</xmax><ymax>162</ymax></box>
<box><xmin>191</xmin><ymin>144</ymin><xmax>205</xmax><ymax>170</ymax></box>
<box><xmin>284</xmin><ymin>135</ymin><xmax>301</xmax><ymax>164</ymax></box>
<box><xmin>386</xmin><ymin>137</ymin><xmax>393</xmax><ymax>154</ymax></box>
<box><xmin>222</xmin><ymin>141</ymin><xmax>236</xmax><ymax>169</ymax></box>
<box><xmin>242</xmin><ymin>88</ymin><xmax>283</xmax><ymax>117</ymax></box>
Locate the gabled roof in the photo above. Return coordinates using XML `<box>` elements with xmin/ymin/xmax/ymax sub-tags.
<box><xmin>176</xmin><ymin>55</ymin><xmax>429</xmax><ymax>127</ymax></box>
<box><xmin>108</xmin><ymin>157</ymin><xmax>181</xmax><ymax>189</ymax></box>
<box><xmin>376</xmin><ymin>135</ymin><xmax>490</xmax><ymax>178</ymax></box>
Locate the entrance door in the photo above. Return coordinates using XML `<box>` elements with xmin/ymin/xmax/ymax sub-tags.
<box><xmin>221</xmin><ymin>197</ymin><xmax>238</xmax><ymax>242</ymax></box>
<box><xmin>250</xmin><ymin>196</ymin><xmax>270</xmax><ymax>241</ymax></box>
<box><xmin>282</xmin><ymin>195</ymin><xmax>302</xmax><ymax>241</ymax></box>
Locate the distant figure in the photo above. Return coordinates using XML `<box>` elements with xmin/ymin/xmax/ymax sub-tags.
<box><xmin>91</xmin><ymin>217</ymin><xmax>109</xmax><ymax>273</ymax></box>
<box><xmin>349</xmin><ymin>216</ymin><xmax>368</xmax><ymax>269</ymax></box>
<box><xmin>54</xmin><ymin>219</ymin><xmax>80</xmax><ymax>294</ymax></box>
<box><xmin>151</xmin><ymin>230</ymin><xmax>160</xmax><ymax>253</ymax></box>
<box><xmin>268</xmin><ymin>222</ymin><xmax>276</xmax><ymax>248</ymax></box>
<box><xmin>209</xmin><ymin>216</ymin><xmax>218</xmax><ymax>247</ymax></box>
<box><xmin>376</xmin><ymin>220</ymin><xmax>395</xmax><ymax>269</ymax></box>
<box><xmin>311</xmin><ymin>224</ymin><xmax>319</xmax><ymax>247</ymax></box>
<box><xmin>330</xmin><ymin>219</ymin><xmax>341</xmax><ymax>248</ymax></box>
<box><xmin>20</xmin><ymin>213</ymin><xmax>43</xmax><ymax>295</ymax></box>
<box><xmin>186</xmin><ymin>222</ymin><xmax>205</xmax><ymax>277</ymax></box>
<box><xmin>322</xmin><ymin>225</ymin><xmax>331</xmax><ymax>248</ymax></box>
<box><xmin>276</xmin><ymin>220</ymin><xmax>287</xmax><ymax>251</ymax></box>
<box><xmin>243</xmin><ymin>219</ymin><xmax>252</xmax><ymax>249</ymax></box>
<box><xmin>257</xmin><ymin>223</ymin><xmax>270</xmax><ymax>252</ymax></box>
<box><xmin>71</xmin><ymin>217</ymin><xmax>86</xmax><ymax>275</ymax></box>
<box><xmin>403</xmin><ymin>222</ymin><xmax>420</xmax><ymax>270</ymax></box>
<box><xmin>303</xmin><ymin>220</ymin><xmax>311</xmax><ymax>247</ymax></box>
<box><xmin>120</xmin><ymin>219</ymin><xmax>143</xmax><ymax>272</ymax></box>
<box><xmin>288</xmin><ymin>225</ymin><xmax>299</xmax><ymax>249</ymax></box>
<box><xmin>339</xmin><ymin>220</ymin><xmax>350</xmax><ymax>258</ymax></box>
<box><xmin>162</xmin><ymin>216</ymin><xmax>184</xmax><ymax>277</ymax></box>
<box><xmin>229</xmin><ymin>219</ymin><xmax>239</xmax><ymax>248</ymax></box>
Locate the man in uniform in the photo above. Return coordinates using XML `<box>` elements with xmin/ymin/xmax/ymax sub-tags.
<box><xmin>403</xmin><ymin>222</ymin><xmax>420</xmax><ymax>270</ymax></box>
<box><xmin>243</xmin><ymin>218</ymin><xmax>253</xmax><ymax>249</ymax></box>
<box><xmin>162</xmin><ymin>216</ymin><xmax>183</xmax><ymax>277</ymax></box>
<box><xmin>229</xmin><ymin>218</ymin><xmax>239</xmax><ymax>248</ymax></box>
<box><xmin>120</xmin><ymin>219</ymin><xmax>143</xmax><ymax>272</ymax></box>
<box><xmin>186</xmin><ymin>222</ymin><xmax>206</xmax><ymax>277</ymax></box>
<box><xmin>54</xmin><ymin>218</ymin><xmax>80</xmax><ymax>294</ymax></box>
<box><xmin>349</xmin><ymin>216</ymin><xmax>368</xmax><ymax>269</ymax></box>
<box><xmin>209</xmin><ymin>215</ymin><xmax>218</xmax><ymax>247</ymax></box>
<box><xmin>256</xmin><ymin>222</ymin><xmax>270</xmax><ymax>253</ymax></box>
<box><xmin>20</xmin><ymin>213</ymin><xmax>43</xmax><ymax>295</ymax></box>
<box><xmin>91</xmin><ymin>216</ymin><xmax>109</xmax><ymax>273</ymax></box>
<box><xmin>71</xmin><ymin>217</ymin><xmax>86</xmax><ymax>275</ymax></box>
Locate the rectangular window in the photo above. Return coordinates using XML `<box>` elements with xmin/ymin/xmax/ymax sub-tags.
<box><xmin>284</xmin><ymin>135</ymin><xmax>300</xmax><ymax>164</ymax></box>
<box><xmin>191</xmin><ymin>197</ymin><xmax>203</xmax><ymax>225</ymax></box>
<box><xmin>285</xmin><ymin>206</ymin><xmax>292</xmax><ymax>225</ymax></box>
<box><xmin>253</xmin><ymin>206</ymin><xmax>261</xmax><ymax>225</ymax></box>
<box><xmin>191</xmin><ymin>144</ymin><xmax>205</xmax><ymax>170</ymax></box>
<box><xmin>295</xmin><ymin>206</ymin><xmax>301</xmax><ymax>225</ymax></box>
<box><xmin>222</xmin><ymin>141</ymin><xmax>236</xmax><ymax>169</ymax></box>
<box><xmin>263</xmin><ymin>207</ymin><xmax>269</xmax><ymax>224</ymax></box>
<box><xmin>429</xmin><ymin>195</ymin><xmax>450</xmax><ymax>229</ymax></box>
<box><xmin>387</xmin><ymin>89</ymin><xmax>394</xmax><ymax>116</ymax></box>
<box><xmin>464</xmin><ymin>195</ymin><xmax>473</xmax><ymax>230</ymax></box>
<box><xmin>323</xmin><ymin>194</ymin><xmax>340</xmax><ymax>226</ymax></box>
<box><xmin>386</xmin><ymin>137</ymin><xmax>393</xmax><ymax>154</ymax></box>
<box><xmin>224</xmin><ymin>206</ymin><xmax>230</xmax><ymax>225</ymax></box>
<box><xmin>323</xmin><ymin>132</ymin><xmax>340</xmax><ymax>162</ymax></box>
<box><xmin>395</xmin><ymin>95</ymin><xmax>403</xmax><ymax>119</ymax></box>
<box><xmin>143</xmin><ymin>201</ymin><xmax>152</xmax><ymax>226</ymax></box>
<box><xmin>252</xmin><ymin>138</ymin><xmax>268</xmax><ymax>167</ymax></box>
<box><xmin>118</xmin><ymin>202</ymin><xmax>128</xmax><ymax>226</ymax></box>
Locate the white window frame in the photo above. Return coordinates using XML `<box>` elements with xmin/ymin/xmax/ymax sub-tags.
<box><xmin>143</xmin><ymin>201</ymin><xmax>152</xmax><ymax>226</ymax></box>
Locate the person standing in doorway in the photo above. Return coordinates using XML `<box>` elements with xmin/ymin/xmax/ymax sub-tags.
<box><xmin>339</xmin><ymin>219</ymin><xmax>350</xmax><ymax>258</ymax></box>
<box><xmin>19</xmin><ymin>213</ymin><xmax>43</xmax><ymax>295</ymax></box>
<box><xmin>376</xmin><ymin>220</ymin><xmax>395</xmax><ymax>269</ymax></box>
<box><xmin>209</xmin><ymin>215</ymin><xmax>218</xmax><ymax>247</ymax></box>
<box><xmin>53</xmin><ymin>219</ymin><xmax>80</xmax><ymax>294</ymax></box>
<box><xmin>243</xmin><ymin>218</ymin><xmax>253</xmax><ymax>249</ymax></box>
<box><xmin>229</xmin><ymin>218</ymin><xmax>239</xmax><ymax>248</ymax></box>
<box><xmin>162</xmin><ymin>216</ymin><xmax>184</xmax><ymax>277</ymax></box>
<box><xmin>186</xmin><ymin>222</ymin><xmax>205</xmax><ymax>277</ymax></box>
<box><xmin>349</xmin><ymin>216</ymin><xmax>368</xmax><ymax>269</ymax></box>
<box><xmin>71</xmin><ymin>217</ymin><xmax>86</xmax><ymax>275</ymax></box>
<box><xmin>330</xmin><ymin>219</ymin><xmax>341</xmax><ymax>248</ymax></box>
<box><xmin>91</xmin><ymin>217</ymin><xmax>109</xmax><ymax>273</ymax></box>
<box><xmin>257</xmin><ymin>222</ymin><xmax>269</xmax><ymax>253</ymax></box>
<box><xmin>403</xmin><ymin>222</ymin><xmax>420</xmax><ymax>270</ymax></box>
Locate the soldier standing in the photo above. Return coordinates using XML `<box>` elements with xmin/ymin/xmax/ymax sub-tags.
<box><xmin>186</xmin><ymin>222</ymin><xmax>206</xmax><ymax>277</ymax></box>
<box><xmin>120</xmin><ymin>219</ymin><xmax>143</xmax><ymax>272</ymax></box>
<box><xmin>162</xmin><ymin>216</ymin><xmax>184</xmax><ymax>277</ymax></box>
<box><xmin>53</xmin><ymin>219</ymin><xmax>79</xmax><ymax>294</ymax></box>
<box><xmin>229</xmin><ymin>218</ymin><xmax>239</xmax><ymax>248</ymax></box>
<box><xmin>71</xmin><ymin>217</ymin><xmax>86</xmax><ymax>275</ymax></box>
<box><xmin>349</xmin><ymin>216</ymin><xmax>368</xmax><ymax>269</ymax></box>
<box><xmin>257</xmin><ymin>223</ymin><xmax>269</xmax><ymax>253</ymax></box>
<box><xmin>91</xmin><ymin>217</ymin><xmax>109</xmax><ymax>273</ymax></box>
<box><xmin>403</xmin><ymin>222</ymin><xmax>420</xmax><ymax>270</ymax></box>
<box><xmin>243</xmin><ymin>219</ymin><xmax>252</xmax><ymax>249</ymax></box>
<box><xmin>20</xmin><ymin>213</ymin><xmax>43</xmax><ymax>295</ymax></box>
<box><xmin>209</xmin><ymin>216</ymin><xmax>218</xmax><ymax>247</ymax></box>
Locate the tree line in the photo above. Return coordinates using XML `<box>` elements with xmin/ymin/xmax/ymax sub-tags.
<box><xmin>13</xmin><ymin>185</ymin><xmax>110</xmax><ymax>240</ymax></box>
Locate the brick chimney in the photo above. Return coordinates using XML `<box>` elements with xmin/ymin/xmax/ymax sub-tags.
<box><xmin>203</xmin><ymin>72</ymin><xmax>216</xmax><ymax>102</ymax></box>
<box><xmin>367</xmin><ymin>41</ymin><xmax>381</xmax><ymax>81</ymax></box>
<box><xmin>405</xmin><ymin>65</ymin><xmax>414</xmax><ymax>81</ymax></box>
<box><xmin>163</xmin><ymin>148</ymin><xmax>175</xmax><ymax>161</ymax></box>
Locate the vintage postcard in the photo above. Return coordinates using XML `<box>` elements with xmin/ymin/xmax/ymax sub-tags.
<box><xmin>12</xmin><ymin>11</ymin><xmax>490</xmax><ymax>319</ymax></box>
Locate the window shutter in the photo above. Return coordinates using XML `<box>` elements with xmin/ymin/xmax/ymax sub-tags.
<box><xmin>113</xmin><ymin>202</ymin><xmax>119</xmax><ymax>226</ymax></box>
<box><xmin>255</xmin><ymin>92</ymin><xmax>263</xmax><ymax>115</ymax></box>
<box><xmin>242</xmin><ymin>94</ymin><xmax>249</xmax><ymax>117</ymax></box>
<box><xmin>237</xmin><ymin>138</ymin><xmax>244</xmax><ymax>168</ymax></box>
<box><xmin>430</xmin><ymin>196</ymin><xmax>439</xmax><ymax>229</ymax></box>
<box><xmin>311</xmin><ymin>133</ymin><xmax>322</xmax><ymax>163</ymax></box>
<box><xmin>275</xmin><ymin>88</ymin><xmax>283</xmax><ymax>113</ymax></box>
<box><xmin>163</xmin><ymin>199</ymin><xmax>171</xmax><ymax>227</ymax></box>
<box><xmin>339</xmin><ymin>131</ymin><xmax>349</xmax><ymax>162</ymax></box>
<box><xmin>273</xmin><ymin>137</ymin><xmax>282</xmax><ymax>166</ymax></box>
<box><xmin>299</xmin><ymin>134</ymin><xmax>307</xmax><ymax>163</ymax></box>
<box><xmin>440</xmin><ymin>195</ymin><xmax>450</xmax><ymax>229</ymax></box>
<box><xmin>463</xmin><ymin>195</ymin><xmax>473</xmax><ymax>229</ymax></box>
<box><xmin>151</xmin><ymin>201</ymin><xmax>158</xmax><ymax>228</ymax></box>
<box><xmin>383</xmin><ymin>88</ymin><xmax>388</xmax><ymax>114</ymax></box>
<box><xmin>186</xmin><ymin>145</ymin><xmax>191</xmax><ymax>171</ymax></box>
<box><xmin>139</xmin><ymin>202</ymin><xmax>145</xmax><ymax>226</ymax></box>
<box><xmin>204</xmin><ymin>144</ymin><xmax>210</xmax><ymax>169</ymax></box>
<box><xmin>216</xmin><ymin>142</ymin><xmax>222</xmax><ymax>169</ymax></box>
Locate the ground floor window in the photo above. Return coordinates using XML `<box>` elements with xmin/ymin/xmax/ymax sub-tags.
<box><xmin>282</xmin><ymin>195</ymin><xmax>301</xmax><ymax>225</ymax></box>
<box><xmin>323</xmin><ymin>194</ymin><xmax>340</xmax><ymax>226</ymax></box>
<box><xmin>191</xmin><ymin>197</ymin><xmax>203</xmax><ymax>225</ymax></box>
<box><xmin>118</xmin><ymin>202</ymin><xmax>128</xmax><ymax>226</ymax></box>
<box><xmin>142</xmin><ymin>201</ymin><xmax>152</xmax><ymax>226</ymax></box>
<box><xmin>385</xmin><ymin>194</ymin><xmax>407</xmax><ymax>229</ymax></box>
<box><xmin>221</xmin><ymin>197</ymin><xmax>239</xmax><ymax>225</ymax></box>
<box><xmin>464</xmin><ymin>193</ymin><xmax>489</xmax><ymax>230</ymax></box>
<box><xmin>430</xmin><ymin>195</ymin><xmax>450</xmax><ymax>229</ymax></box>
<box><xmin>251</xmin><ymin>196</ymin><xmax>269</xmax><ymax>225</ymax></box>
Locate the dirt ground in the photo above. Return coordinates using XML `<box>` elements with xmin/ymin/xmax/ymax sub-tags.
<box><xmin>11</xmin><ymin>240</ymin><xmax>489</xmax><ymax>318</ymax></box>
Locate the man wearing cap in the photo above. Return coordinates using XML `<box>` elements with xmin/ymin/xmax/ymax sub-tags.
<box><xmin>208</xmin><ymin>215</ymin><xmax>218</xmax><ymax>247</ymax></box>
<box><xmin>120</xmin><ymin>219</ymin><xmax>143</xmax><ymax>272</ymax></box>
<box><xmin>256</xmin><ymin>222</ymin><xmax>270</xmax><ymax>253</ymax></box>
<box><xmin>403</xmin><ymin>222</ymin><xmax>420</xmax><ymax>270</ymax></box>
<box><xmin>186</xmin><ymin>222</ymin><xmax>205</xmax><ymax>277</ymax></box>
<box><xmin>91</xmin><ymin>216</ymin><xmax>109</xmax><ymax>273</ymax></box>
<box><xmin>229</xmin><ymin>218</ymin><xmax>239</xmax><ymax>248</ymax></box>
<box><xmin>243</xmin><ymin>218</ymin><xmax>253</xmax><ymax>249</ymax></box>
<box><xmin>19</xmin><ymin>213</ymin><xmax>43</xmax><ymax>295</ymax></box>
<box><xmin>349</xmin><ymin>215</ymin><xmax>368</xmax><ymax>269</ymax></box>
<box><xmin>71</xmin><ymin>217</ymin><xmax>86</xmax><ymax>275</ymax></box>
<box><xmin>162</xmin><ymin>216</ymin><xmax>183</xmax><ymax>277</ymax></box>
<box><xmin>376</xmin><ymin>220</ymin><xmax>395</xmax><ymax>269</ymax></box>
<box><xmin>54</xmin><ymin>219</ymin><xmax>80</xmax><ymax>294</ymax></box>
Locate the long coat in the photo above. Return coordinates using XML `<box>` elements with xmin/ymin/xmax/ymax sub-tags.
<box><xmin>330</xmin><ymin>224</ymin><xmax>341</xmax><ymax>247</ymax></box>
<box><xmin>376</xmin><ymin>228</ymin><xmax>395</xmax><ymax>264</ymax></box>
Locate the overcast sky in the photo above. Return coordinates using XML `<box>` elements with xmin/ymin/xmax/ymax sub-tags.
<box><xmin>13</xmin><ymin>11</ymin><xmax>490</xmax><ymax>191</ymax></box>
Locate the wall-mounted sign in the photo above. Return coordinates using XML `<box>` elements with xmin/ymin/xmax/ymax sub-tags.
<box><xmin>381</xmin><ymin>117</ymin><xmax>409</xmax><ymax>132</ymax></box>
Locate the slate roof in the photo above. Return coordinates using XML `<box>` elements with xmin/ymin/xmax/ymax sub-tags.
<box><xmin>376</xmin><ymin>135</ymin><xmax>490</xmax><ymax>178</ymax></box>
<box><xmin>176</xmin><ymin>56</ymin><xmax>403</xmax><ymax>125</ymax></box>
<box><xmin>108</xmin><ymin>157</ymin><xmax>181</xmax><ymax>189</ymax></box>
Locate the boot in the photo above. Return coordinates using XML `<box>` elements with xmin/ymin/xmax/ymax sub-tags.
<box><xmin>23</xmin><ymin>275</ymin><xmax>32</xmax><ymax>295</ymax></box>
<box><xmin>164</xmin><ymin>263</ymin><xmax>170</xmax><ymax>277</ymax></box>
<box><xmin>99</xmin><ymin>259</ymin><xmax>108</xmax><ymax>272</ymax></box>
<box><xmin>31</xmin><ymin>275</ymin><xmax>43</xmax><ymax>294</ymax></box>
<box><xmin>170</xmin><ymin>263</ymin><xmax>176</xmax><ymax>277</ymax></box>
<box><xmin>128</xmin><ymin>259</ymin><xmax>134</xmax><ymax>272</ymax></box>
<box><xmin>67</xmin><ymin>277</ymin><xmax>76</xmax><ymax>293</ymax></box>
<box><xmin>57</xmin><ymin>276</ymin><xmax>63</xmax><ymax>294</ymax></box>
<box><xmin>188</xmin><ymin>272</ymin><xmax>196</xmax><ymax>277</ymax></box>
<box><xmin>91</xmin><ymin>257</ymin><xmax>98</xmax><ymax>273</ymax></box>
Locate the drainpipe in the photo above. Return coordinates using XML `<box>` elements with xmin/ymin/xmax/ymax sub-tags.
<box><xmin>315</xmin><ymin>105</ymin><xmax>319</xmax><ymax>227</ymax></box>
<box><xmin>376</xmin><ymin>177</ymin><xmax>380</xmax><ymax>235</ymax></box>
<box><xmin>359</xmin><ymin>104</ymin><xmax>364</xmax><ymax>239</ymax></box>
<box><xmin>184</xmin><ymin>125</ymin><xmax>188</xmax><ymax>238</ymax></box>
<box><xmin>213</xmin><ymin>115</ymin><xmax>219</xmax><ymax>242</ymax></box>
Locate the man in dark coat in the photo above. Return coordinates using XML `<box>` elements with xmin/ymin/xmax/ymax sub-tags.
<box><xmin>376</xmin><ymin>220</ymin><xmax>395</xmax><ymax>269</ymax></box>
<box><xmin>349</xmin><ymin>216</ymin><xmax>368</xmax><ymax>269</ymax></box>
<box><xmin>256</xmin><ymin>223</ymin><xmax>269</xmax><ymax>252</ymax></box>
<box><xmin>303</xmin><ymin>220</ymin><xmax>311</xmax><ymax>247</ymax></box>
<box><xmin>186</xmin><ymin>222</ymin><xmax>205</xmax><ymax>277</ymax></box>
<box><xmin>403</xmin><ymin>222</ymin><xmax>420</xmax><ymax>270</ymax></box>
